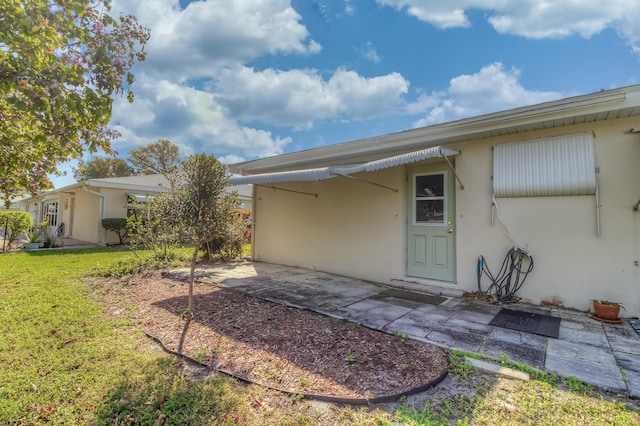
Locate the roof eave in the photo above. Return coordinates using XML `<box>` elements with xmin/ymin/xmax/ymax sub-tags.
<box><xmin>230</xmin><ymin>86</ymin><xmax>640</xmax><ymax>175</ymax></box>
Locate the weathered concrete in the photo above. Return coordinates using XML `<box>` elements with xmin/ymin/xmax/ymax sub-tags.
<box><xmin>172</xmin><ymin>260</ymin><xmax>640</xmax><ymax>398</ymax></box>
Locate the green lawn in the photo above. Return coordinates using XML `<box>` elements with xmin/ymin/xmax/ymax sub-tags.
<box><xmin>0</xmin><ymin>248</ymin><xmax>248</xmax><ymax>425</ymax></box>
<box><xmin>1</xmin><ymin>247</ymin><xmax>638</xmax><ymax>425</ymax></box>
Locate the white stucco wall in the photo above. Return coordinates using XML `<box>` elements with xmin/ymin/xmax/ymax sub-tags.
<box><xmin>252</xmin><ymin>116</ymin><xmax>640</xmax><ymax>317</ymax></box>
<box><xmin>253</xmin><ymin>167</ymin><xmax>405</xmax><ymax>281</ymax></box>
<box><xmin>71</xmin><ymin>189</ymin><xmax>102</xmax><ymax>243</ymax></box>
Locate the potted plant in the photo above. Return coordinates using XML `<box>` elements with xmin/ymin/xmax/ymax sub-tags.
<box><xmin>24</xmin><ymin>229</ymin><xmax>41</xmax><ymax>250</ymax></box>
<box><xmin>591</xmin><ymin>300</ymin><xmax>625</xmax><ymax>321</ymax></box>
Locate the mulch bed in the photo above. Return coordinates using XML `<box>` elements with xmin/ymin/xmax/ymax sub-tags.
<box><xmin>92</xmin><ymin>269</ymin><xmax>449</xmax><ymax>400</ymax></box>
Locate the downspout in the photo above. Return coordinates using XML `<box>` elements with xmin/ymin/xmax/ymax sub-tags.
<box><xmin>83</xmin><ymin>186</ymin><xmax>106</xmax><ymax>245</ymax></box>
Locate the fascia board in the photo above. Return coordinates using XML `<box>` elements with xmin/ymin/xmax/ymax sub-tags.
<box><xmin>230</xmin><ymin>87</ymin><xmax>634</xmax><ymax>174</ymax></box>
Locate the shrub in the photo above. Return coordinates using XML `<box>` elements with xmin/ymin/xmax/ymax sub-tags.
<box><xmin>102</xmin><ymin>218</ymin><xmax>129</xmax><ymax>245</ymax></box>
<box><xmin>0</xmin><ymin>211</ymin><xmax>33</xmax><ymax>250</ymax></box>
<box><xmin>126</xmin><ymin>195</ymin><xmax>184</xmax><ymax>259</ymax></box>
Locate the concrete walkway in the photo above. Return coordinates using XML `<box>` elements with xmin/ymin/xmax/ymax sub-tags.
<box><xmin>180</xmin><ymin>260</ymin><xmax>640</xmax><ymax>398</ymax></box>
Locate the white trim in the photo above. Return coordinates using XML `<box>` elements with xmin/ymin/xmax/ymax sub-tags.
<box><xmin>230</xmin><ymin>86</ymin><xmax>639</xmax><ymax>175</ymax></box>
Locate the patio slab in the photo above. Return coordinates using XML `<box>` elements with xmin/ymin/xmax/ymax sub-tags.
<box><xmin>546</xmin><ymin>339</ymin><xmax>627</xmax><ymax>393</ymax></box>
<box><xmin>202</xmin><ymin>260</ymin><xmax>639</xmax><ymax>398</ymax></box>
<box><xmin>335</xmin><ymin>299</ymin><xmax>413</xmax><ymax>329</ymax></box>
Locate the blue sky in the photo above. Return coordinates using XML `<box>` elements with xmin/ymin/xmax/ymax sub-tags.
<box><xmin>51</xmin><ymin>0</ymin><xmax>640</xmax><ymax>187</ymax></box>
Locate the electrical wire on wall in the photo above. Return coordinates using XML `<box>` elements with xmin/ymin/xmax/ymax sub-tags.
<box><xmin>476</xmin><ymin>247</ymin><xmax>534</xmax><ymax>303</ymax></box>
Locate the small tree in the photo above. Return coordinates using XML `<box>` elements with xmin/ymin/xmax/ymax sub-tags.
<box><xmin>101</xmin><ymin>218</ymin><xmax>128</xmax><ymax>245</ymax></box>
<box><xmin>126</xmin><ymin>195</ymin><xmax>183</xmax><ymax>259</ymax></box>
<box><xmin>0</xmin><ymin>211</ymin><xmax>33</xmax><ymax>250</ymax></box>
<box><xmin>175</xmin><ymin>154</ymin><xmax>239</xmax><ymax>317</ymax></box>
<box><xmin>203</xmin><ymin>209</ymin><xmax>250</xmax><ymax>261</ymax></box>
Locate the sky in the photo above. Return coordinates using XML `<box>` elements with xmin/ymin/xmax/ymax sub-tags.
<box><xmin>51</xmin><ymin>0</ymin><xmax>640</xmax><ymax>188</ymax></box>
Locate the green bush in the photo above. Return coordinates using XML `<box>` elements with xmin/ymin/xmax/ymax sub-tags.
<box><xmin>102</xmin><ymin>218</ymin><xmax>128</xmax><ymax>245</ymax></box>
<box><xmin>94</xmin><ymin>250</ymin><xmax>190</xmax><ymax>278</ymax></box>
<box><xmin>0</xmin><ymin>211</ymin><xmax>33</xmax><ymax>249</ymax></box>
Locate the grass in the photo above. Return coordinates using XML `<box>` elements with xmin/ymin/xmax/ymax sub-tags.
<box><xmin>1</xmin><ymin>247</ymin><xmax>639</xmax><ymax>425</ymax></box>
<box><xmin>395</xmin><ymin>352</ymin><xmax>640</xmax><ymax>425</ymax></box>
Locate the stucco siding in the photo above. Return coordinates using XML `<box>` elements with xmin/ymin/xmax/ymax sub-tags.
<box><xmin>101</xmin><ymin>188</ymin><xmax>130</xmax><ymax>244</ymax></box>
<box><xmin>71</xmin><ymin>189</ymin><xmax>101</xmax><ymax>243</ymax></box>
<box><xmin>252</xmin><ymin>116</ymin><xmax>640</xmax><ymax>316</ymax></box>
<box><xmin>253</xmin><ymin>167</ymin><xmax>405</xmax><ymax>281</ymax></box>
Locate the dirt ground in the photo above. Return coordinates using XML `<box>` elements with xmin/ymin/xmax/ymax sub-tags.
<box><xmin>90</xmin><ymin>268</ymin><xmax>451</xmax><ymax>401</ymax></box>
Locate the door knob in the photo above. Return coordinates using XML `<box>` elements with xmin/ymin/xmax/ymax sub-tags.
<box><xmin>447</xmin><ymin>228</ymin><xmax>453</xmax><ymax>233</ymax></box>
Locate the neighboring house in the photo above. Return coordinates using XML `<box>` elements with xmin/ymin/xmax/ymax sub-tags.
<box><xmin>229</xmin><ymin>85</ymin><xmax>640</xmax><ymax>317</ymax></box>
<box><xmin>18</xmin><ymin>175</ymin><xmax>171</xmax><ymax>245</ymax></box>
<box><xmin>17</xmin><ymin>175</ymin><xmax>253</xmax><ymax>245</ymax></box>
<box><xmin>233</xmin><ymin>184</ymin><xmax>253</xmax><ymax>210</ymax></box>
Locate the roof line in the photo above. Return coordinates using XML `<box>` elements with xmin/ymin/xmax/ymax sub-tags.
<box><xmin>229</xmin><ymin>85</ymin><xmax>639</xmax><ymax>175</ymax></box>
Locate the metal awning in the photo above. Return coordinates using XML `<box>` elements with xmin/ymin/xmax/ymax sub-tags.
<box><xmin>227</xmin><ymin>146</ymin><xmax>460</xmax><ymax>186</ymax></box>
<box><xmin>127</xmin><ymin>193</ymin><xmax>153</xmax><ymax>203</ymax></box>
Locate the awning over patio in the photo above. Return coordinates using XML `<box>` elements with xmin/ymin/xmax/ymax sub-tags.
<box><xmin>227</xmin><ymin>146</ymin><xmax>459</xmax><ymax>186</ymax></box>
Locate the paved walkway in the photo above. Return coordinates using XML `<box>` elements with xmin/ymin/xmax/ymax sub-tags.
<box><xmin>180</xmin><ymin>260</ymin><xmax>640</xmax><ymax>398</ymax></box>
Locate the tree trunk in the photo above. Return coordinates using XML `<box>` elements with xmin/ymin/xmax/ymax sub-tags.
<box><xmin>187</xmin><ymin>243</ymin><xmax>199</xmax><ymax>316</ymax></box>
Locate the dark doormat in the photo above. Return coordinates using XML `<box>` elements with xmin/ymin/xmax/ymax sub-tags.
<box><xmin>376</xmin><ymin>289</ymin><xmax>447</xmax><ymax>305</ymax></box>
<box><xmin>489</xmin><ymin>308</ymin><xmax>561</xmax><ymax>338</ymax></box>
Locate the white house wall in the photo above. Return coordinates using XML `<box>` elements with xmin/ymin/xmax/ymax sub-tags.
<box><xmin>71</xmin><ymin>189</ymin><xmax>102</xmax><ymax>243</ymax></box>
<box><xmin>253</xmin><ymin>116</ymin><xmax>640</xmax><ymax>317</ymax></box>
<box><xmin>253</xmin><ymin>167</ymin><xmax>405</xmax><ymax>282</ymax></box>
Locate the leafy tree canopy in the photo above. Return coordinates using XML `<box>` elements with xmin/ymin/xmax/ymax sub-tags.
<box><xmin>127</xmin><ymin>139</ymin><xmax>180</xmax><ymax>176</ymax></box>
<box><xmin>175</xmin><ymin>154</ymin><xmax>238</xmax><ymax>315</ymax></box>
<box><xmin>0</xmin><ymin>0</ymin><xmax>149</xmax><ymax>206</ymax></box>
<box><xmin>73</xmin><ymin>157</ymin><xmax>134</xmax><ymax>181</ymax></box>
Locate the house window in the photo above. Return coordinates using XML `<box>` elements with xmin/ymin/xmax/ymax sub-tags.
<box><xmin>126</xmin><ymin>194</ymin><xmax>149</xmax><ymax>218</ymax></box>
<box><xmin>493</xmin><ymin>132</ymin><xmax>596</xmax><ymax>197</ymax></box>
<box><xmin>414</xmin><ymin>172</ymin><xmax>446</xmax><ymax>225</ymax></box>
<box><xmin>43</xmin><ymin>201</ymin><xmax>59</xmax><ymax>227</ymax></box>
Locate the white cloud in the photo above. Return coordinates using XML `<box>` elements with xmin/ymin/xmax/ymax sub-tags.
<box><xmin>213</xmin><ymin>66</ymin><xmax>410</xmax><ymax>128</ymax></box>
<box><xmin>110</xmin><ymin>75</ymin><xmax>292</xmax><ymax>159</ymax></box>
<box><xmin>110</xmin><ymin>1</ymin><xmax>409</xmax><ymax>138</ymax></box>
<box><xmin>113</xmin><ymin>0</ymin><xmax>321</xmax><ymax>80</ymax></box>
<box><xmin>414</xmin><ymin>62</ymin><xmax>563</xmax><ymax>126</ymax></box>
<box><xmin>218</xmin><ymin>155</ymin><xmax>246</xmax><ymax>165</ymax></box>
<box><xmin>104</xmin><ymin>0</ymin><xmax>412</xmax><ymax>163</ymax></box>
<box><xmin>358</xmin><ymin>42</ymin><xmax>382</xmax><ymax>63</ymax></box>
<box><xmin>344</xmin><ymin>1</ymin><xmax>355</xmax><ymax>16</ymax></box>
<box><xmin>376</xmin><ymin>0</ymin><xmax>640</xmax><ymax>52</ymax></box>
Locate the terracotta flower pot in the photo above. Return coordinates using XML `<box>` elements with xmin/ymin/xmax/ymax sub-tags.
<box><xmin>592</xmin><ymin>300</ymin><xmax>622</xmax><ymax>320</ymax></box>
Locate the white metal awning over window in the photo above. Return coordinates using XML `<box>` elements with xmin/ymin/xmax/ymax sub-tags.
<box><xmin>227</xmin><ymin>146</ymin><xmax>460</xmax><ymax>186</ymax></box>
<box><xmin>127</xmin><ymin>193</ymin><xmax>152</xmax><ymax>203</ymax></box>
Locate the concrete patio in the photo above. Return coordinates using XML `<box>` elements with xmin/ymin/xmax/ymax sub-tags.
<box><xmin>176</xmin><ymin>260</ymin><xmax>640</xmax><ymax>398</ymax></box>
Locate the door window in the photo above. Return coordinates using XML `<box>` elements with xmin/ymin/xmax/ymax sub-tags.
<box><xmin>414</xmin><ymin>172</ymin><xmax>446</xmax><ymax>225</ymax></box>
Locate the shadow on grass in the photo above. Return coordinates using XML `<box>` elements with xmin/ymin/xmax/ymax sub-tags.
<box><xmin>94</xmin><ymin>357</ymin><xmax>248</xmax><ymax>425</ymax></box>
<box><xmin>21</xmin><ymin>245</ymin><xmax>132</xmax><ymax>256</ymax></box>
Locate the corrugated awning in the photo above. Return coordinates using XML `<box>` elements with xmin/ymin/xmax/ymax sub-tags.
<box><xmin>127</xmin><ymin>193</ymin><xmax>152</xmax><ymax>203</ymax></box>
<box><xmin>227</xmin><ymin>146</ymin><xmax>459</xmax><ymax>186</ymax></box>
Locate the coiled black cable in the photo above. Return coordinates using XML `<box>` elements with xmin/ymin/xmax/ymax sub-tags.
<box><xmin>477</xmin><ymin>247</ymin><xmax>534</xmax><ymax>303</ymax></box>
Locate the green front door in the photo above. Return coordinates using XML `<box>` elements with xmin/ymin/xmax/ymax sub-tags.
<box><xmin>406</xmin><ymin>163</ymin><xmax>456</xmax><ymax>282</ymax></box>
